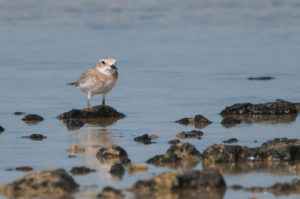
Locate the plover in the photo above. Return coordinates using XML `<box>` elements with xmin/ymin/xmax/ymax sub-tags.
<box><xmin>67</xmin><ymin>57</ymin><xmax>118</xmax><ymax>107</ymax></box>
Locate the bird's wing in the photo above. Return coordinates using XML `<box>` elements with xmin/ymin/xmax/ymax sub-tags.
<box><xmin>77</xmin><ymin>67</ymin><xmax>96</xmax><ymax>84</ymax></box>
<box><xmin>76</xmin><ymin>67</ymin><xmax>105</xmax><ymax>89</ymax></box>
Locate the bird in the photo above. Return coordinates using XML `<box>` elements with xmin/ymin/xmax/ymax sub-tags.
<box><xmin>67</xmin><ymin>57</ymin><xmax>118</xmax><ymax>107</ymax></box>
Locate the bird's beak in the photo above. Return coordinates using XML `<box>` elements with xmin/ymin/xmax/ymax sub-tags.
<box><xmin>111</xmin><ymin>64</ymin><xmax>118</xmax><ymax>70</ymax></box>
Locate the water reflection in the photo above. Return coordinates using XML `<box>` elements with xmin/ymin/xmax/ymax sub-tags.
<box><xmin>194</xmin><ymin>123</ymin><xmax>210</xmax><ymax>129</ymax></box>
<box><xmin>80</xmin><ymin>118</ymin><xmax>120</xmax><ymax>127</ymax></box>
<box><xmin>60</xmin><ymin>117</ymin><xmax>121</xmax><ymax>130</ymax></box>
<box><xmin>22</xmin><ymin>120</ymin><xmax>43</xmax><ymax>125</ymax></box>
<box><xmin>76</xmin><ymin>127</ymin><xmax>116</xmax><ymax>181</ymax></box>
<box><xmin>203</xmin><ymin>161</ymin><xmax>300</xmax><ymax>176</ymax></box>
<box><xmin>221</xmin><ymin>114</ymin><xmax>298</xmax><ymax>128</ymax></box>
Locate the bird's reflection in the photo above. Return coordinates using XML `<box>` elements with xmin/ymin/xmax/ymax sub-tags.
<box><xmin>80</xmin><ymin>118</ymin><xmax>120</xmax><ymax>127</ymax></box>
<box><xmin>75</xmin><ymin>126</ymin><xmax>117</xmax><ymax>183</ymax></box>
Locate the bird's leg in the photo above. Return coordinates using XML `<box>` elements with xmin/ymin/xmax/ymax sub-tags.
<box><xmin>102</xmin><ymin>94</ymin><xmax>106</xmax><ymax>106</ymax></box>
<box><xmin>87</xmin><ymin>93</ymin><xmax>91</xmax><ymax>108</ymax></box>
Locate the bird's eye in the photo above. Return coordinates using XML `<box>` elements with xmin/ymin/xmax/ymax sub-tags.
<box><xmin>101</xmin><ymin>61</ymin><xmax>106</xmax><ymax>64</ymax></box>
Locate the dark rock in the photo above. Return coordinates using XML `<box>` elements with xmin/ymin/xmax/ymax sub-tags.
<box><xmin>22</xmin><ymin>114</ymin><xmax>44</xmax><ymax>124</ymax></box>
<box><xmin>128</xmin><ymin>163</ymin><xmax>148</xmax><ymax>175</ymax></box>
<box><xmin>223</xmin><ymin>138</ymin><xmax>238</xmax><ymax>144</ymax></box>
<box><xmin>265</xmin><ymin>179</ymin><xmax>300</xmax><ymax>196</ymax></box>
<box><xmin>248</xmin><ymin>76</ymin><xmax>275</xmax><ymax>80</ymax></box>
<box><xmin>14</xmin><ymin>112</ymin><xmax>25</xmax><ymax>115</ymax></box>
<box><xmin>97</xmin><ymin>186</ymin><xmax>125</xmax><ymax>199</ymax></box>
<box><xmin>0</xmin><ymin>168</ymin><xmax>78</xmax><ymax>198</ymax></box>
<box><xmin>231</xmin><ymin>185</ymin><xmax>244</xmax><ymax>190</ymax></box>
<box><xmin>260</xmin><ymin>137</ymin><xmax>300</xmax><ymax>149</ymax></box>
<box><xmin>131</xmin><ymin>169</ymin><xmax>226</xmax><ymax>195</ymax></box>
<box><xmin>132</xmin><ymin>171</ymin><xmax>226</xmax><ymax>199</ymax></box>
<box><xmin>65</xmin><ymin>119</ymin><xmax>85</xmax><ymax>130</ymax></box>
<box><xmin>191</xmin><ymin>169</ymin><xmax>226</xmax><ymax>188</ymax></box>
<box><xmin>175</xmin><ymin>117</ymin><xmax>192</xmax><ymax>125</ymax></box>
<box><xmin>134</xmin><ymin>134</ymin><xmax>152</xmax><ymax>144</ymax></box>
<box><xmin>58</xmin><ymin>106</ymin><xmax>125</xmax><ymax>127</ymax></box>
<box><xmin>202</xmin><ymin>138</ymin><xmax>300</xmax><ymax>163</ymax></box>
<box><xmin>194</xmin><ymin>114</ymin><xmax>212</xmax><ymax>126</ymax></box>
<box><xmin>22</xmin><ymin>134</ymin><xmax>47</xmax><ymax>141</ymax></box>
<box><xmin>168</xmin><ymin>139</ymin><xmax>180</xmax><ymax>144</ymax></box>
<box><xmin>203</xmin><ymin>144</ymin><xmax>250</xmax><ymax>163</ymax></box>
<box><xmin>176</xmin><ymin>114</ymin><xmax>212</xmax><ymax>129</ymax></box>
<box><xmin>221</xmin><ymin>117</ymin><xmax>242</xmax><ymax>128</ymax></box>
<box><xmin>147</xmin><ymin>142</ymin><xmax>201</xmax><ymax>168</ymax></box>
<box><xmin>133</xmin><ymin>188</ymin><xmax>225</xmax><ymax>199</ymax></box>
<box><xmin>109</xmin><ymin>163</ymin><xmax>125</xmax><ymax>178</ymax></box>
<box><xmin>5</xmin><ymin>168</ymin><xmax>13</xmax><ymax>171</ymax></box>
<box><xmin>220</xmin><ymin>100</ymin><xmax>298</xmax><ymax>115</ymax></box>
<box><xmin>68</xmin><ymin>155</ymin><xmax>77</xmax><ymax>158</ymax></box>
<box><xmin>96</xmin><ymin>146</ymin><xmax>130</xmax><ymax>164</ymax></box>
<box><xmin>176</xmin><ymin>130</ymin><xmax>203</xmax><ymax>139</ymax></box>
<box><xmin>15</xmin><ymin>166</ymin><xmax>33</xmax><ymax>172</ymax></box>
<box><xmin>0</xmin><ymin>125</ymin><xmax>4</xmax><ymax>133</ymax></box>
<box><xmin>58</xmin><ymin>105</ymin><xmax>125</xmax><ymax>120</ymax></box>
<box><xmin>221</xmin><ymin>113</ymin><xmax>297</xmax><ymax>126</ymax></box>
<box><xmin>70</xmin><ymin>166</ymin><xmax>96</xmax><ymax>175</ymax></box>
<box><xmin>294</xmin><ymin>103</ymin><xmax>300</xmax><ymax>112</ymax></box>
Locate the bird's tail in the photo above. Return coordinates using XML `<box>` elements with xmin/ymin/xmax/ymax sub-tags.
<box><xmin>67</xmin><ymin>82</ymin><xmax>78</xmax><ymax>87</ymax></box>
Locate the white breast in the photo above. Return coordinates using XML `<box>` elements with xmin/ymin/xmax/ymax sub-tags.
<box><xmin>97</xmin><ymin>67</ymin><xmax>116</xmax><ymax>76</ymax></box>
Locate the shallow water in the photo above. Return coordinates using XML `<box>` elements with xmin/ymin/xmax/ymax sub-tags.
<box><xmin>1</xmin><ymin>0</ymin><xmax>300</xmax><ymax>198</ymax></box>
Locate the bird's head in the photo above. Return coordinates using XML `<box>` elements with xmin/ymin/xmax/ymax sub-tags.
<box><xmin>97</xmin><ymin>57</ymin><xmax>117</xmax><ymax>75</ymax></box>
